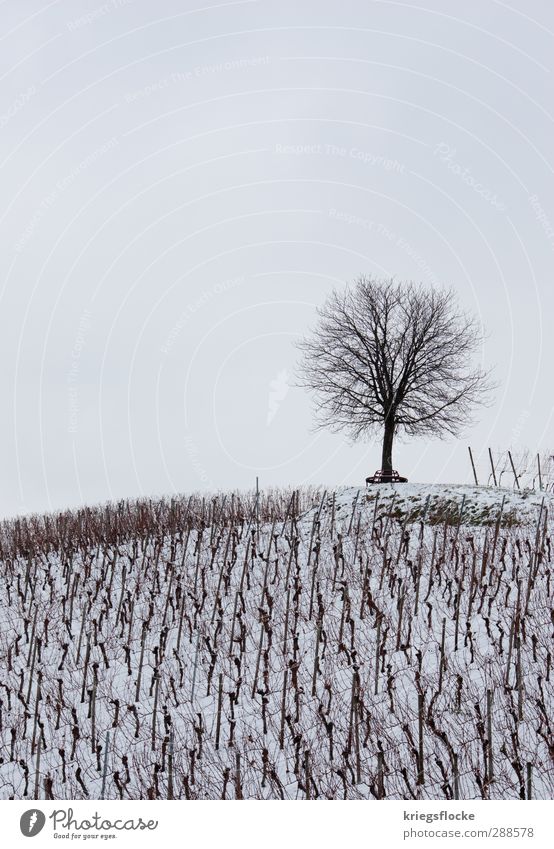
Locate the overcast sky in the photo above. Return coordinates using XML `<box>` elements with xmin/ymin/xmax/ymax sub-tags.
<box><xmin>1</xmin><ymin>0</ymin><xmax>553</xmax><ymax>517</ymax></box>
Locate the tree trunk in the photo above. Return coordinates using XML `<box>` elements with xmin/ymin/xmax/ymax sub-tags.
<box><xmin>381</xmin><ymin>418</ymin><xmax>395</xmax><ymax>479</ymax></box>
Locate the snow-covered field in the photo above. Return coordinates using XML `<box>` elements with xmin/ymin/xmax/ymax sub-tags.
<box><xmin>0</xmin><ymin>484</ymin><xmax>552</xmax><ymax>800</ymax></box>
<box><xmin>328</xmin><ymin>483</ymin><xmax>553</xmax><ymax>527</ymax></box>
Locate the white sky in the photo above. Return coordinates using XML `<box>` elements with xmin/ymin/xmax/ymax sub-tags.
<box><xmin>1</xmin><ymin>0</ymin><xmax>553</xmax><ymax>516</ymax></box>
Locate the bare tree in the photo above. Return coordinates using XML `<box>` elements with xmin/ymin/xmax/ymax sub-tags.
<box><xmin>297</xmin><ymin>276</ymin><xmax>494</xmax><ymax>480</ymax></box>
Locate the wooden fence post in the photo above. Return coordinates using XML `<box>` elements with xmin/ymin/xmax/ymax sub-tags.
<box><xmin>33</xmin><ymin>738</ymin><xmax>41</xmax><ymax>800</ymax></box>
<box><xmin>453</xmin><ymin>753</ymin><xmax>460</xmax><ymax>800</ymax></box>
<box><xmin>508</xmin><ymin>451</ymin><xmax>520</xmax><ymax>490</ymax></box>
<box><xmin>488</xmin><ymin>448</ymin><xmax>497</xmax><ymax>487</ymax></box>
<box><xmin>215</xmin><ymin>674</ymin><xmax>223</xmax><ymax>751</ymax></box>
<box><xmin>486</xmin><ymin>689</ymin><xmax>494</xmax><ymax>783</ymax></box>
<box><xmin>168</xmin><ymin>732</ymin><xmax>174</xmax><ymax>800</ymax></box>
<box><xmin>101</xmin><ymin>731</ymin><xmax>110</xmax><ymax>799</ymax></box>
<box><xmin>377</xmin><ymin>751</ymin><xmax>385</xmax><ymax>799</ymax></box>
<box><xmin>374</xmin><ymin>614</ymin><xmax>382</xmax><ymax>695</ymax></box>
<box><xmin>417</xmin><ymin>693</ymin><xmax>425</xmax><ymax>785</ymax></box>
<box><xmin>235</xmin><ymin>752</ymin><xmax>243</xmax><ymax>800</ymax></box>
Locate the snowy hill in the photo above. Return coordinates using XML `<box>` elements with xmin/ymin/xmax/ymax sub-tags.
<box><xmin>0</xmin><ymin>485</ymin><xmax>552</xmax><ymax>800</ymax></box>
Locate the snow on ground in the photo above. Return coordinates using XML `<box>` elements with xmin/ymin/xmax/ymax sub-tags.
<box><xmin>0</xmin><ymin>485</ymin><xmax>552</xmax><ymax>800</ymax></box>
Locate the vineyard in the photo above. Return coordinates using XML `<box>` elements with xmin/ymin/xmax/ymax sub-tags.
<box><xmin>0</xmin><ymin>484</ymin><xmax>552</xmax><ymax>800</ymax></box>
